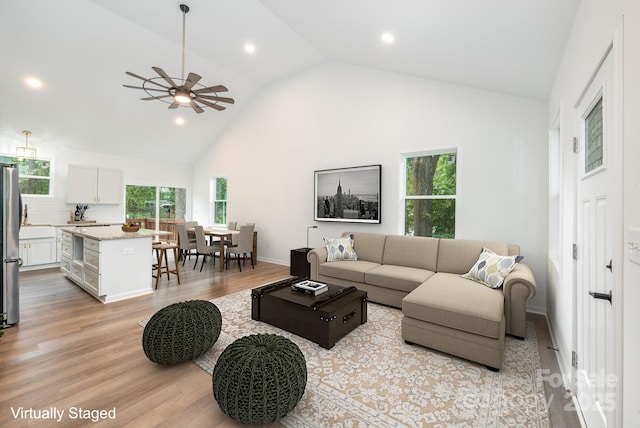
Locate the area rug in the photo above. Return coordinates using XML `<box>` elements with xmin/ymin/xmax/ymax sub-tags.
<box><xmin>141</xmin><ymin>290</ymin><xmax>549</xmax><ymax>427</ymax></box>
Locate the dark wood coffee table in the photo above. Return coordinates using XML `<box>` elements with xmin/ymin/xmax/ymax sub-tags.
<box><xmin>251</xmin><ymin>277</ymin><xmax>367</xmax><ymax>349</ymax></box>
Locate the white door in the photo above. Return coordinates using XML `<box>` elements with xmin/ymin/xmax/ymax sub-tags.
<box><xmin>575</xmin><ymin>45</ymin><xmax>618</xmax><ymax>428</ymax></box>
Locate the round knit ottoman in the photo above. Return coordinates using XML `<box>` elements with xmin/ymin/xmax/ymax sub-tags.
<box><xmin>212</xmin><ymin>334</ymin><xmax>307</xmax><ymax>424</ymax></box>
<box><xmin>143</xmin><ymin>300</ymin><xmax>222</xmax><ymax>365</ymax></box>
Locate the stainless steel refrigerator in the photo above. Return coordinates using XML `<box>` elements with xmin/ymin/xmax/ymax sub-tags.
<box><xmin>1</xmin><ymin>163</ymin><xmax>21</xmax><ymax>327</ymax></box>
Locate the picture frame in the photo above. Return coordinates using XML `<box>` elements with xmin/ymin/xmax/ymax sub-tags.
<box><xmin>314</xmin><ymin>164</ymin><xmax>381</xmax><ymax>223</ymax></box>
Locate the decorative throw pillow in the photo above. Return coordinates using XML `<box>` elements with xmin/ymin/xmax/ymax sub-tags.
<box><xmin>324</xmin><ymin>235</ymin><xmax>358</xmax><ymax>262</ymax></box>
<box><xmin>461</xmin><ymin>247</ymin><xmax>523</xmax><ymax>288</ymax></box>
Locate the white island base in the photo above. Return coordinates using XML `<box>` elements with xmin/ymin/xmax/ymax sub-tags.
<box><xmin>61</xmin><ymin>226</ymin><xmax>160</xmax><ymax>303</ymax></box>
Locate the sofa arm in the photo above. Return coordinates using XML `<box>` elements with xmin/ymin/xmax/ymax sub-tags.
<box><xmin>502</xmin><ymin>263</ymin><xmax>537</xmax><ymax>338</ymax></box>
<box><xmin>307</xmin><ymin>247</ymin><xmax>328</xmax><ymax>281</ymax></box>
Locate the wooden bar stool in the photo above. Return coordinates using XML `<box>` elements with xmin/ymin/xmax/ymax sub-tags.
<box><xmin>152</xmin><ymin>242</ymin><xmax>181</xmax><ymax>289</ymax></box>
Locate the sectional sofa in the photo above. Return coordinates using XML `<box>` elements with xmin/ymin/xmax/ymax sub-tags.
<box><xmin>307</xmin><ymin>232</ymin><xmax>537</xmax><ymax>370</ymax></box>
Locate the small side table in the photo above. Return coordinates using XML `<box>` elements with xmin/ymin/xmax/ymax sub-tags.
<box><xmin>290</xmin><ymin>248</ymin><xmax>312</xmax><ymax>278</ymax></box>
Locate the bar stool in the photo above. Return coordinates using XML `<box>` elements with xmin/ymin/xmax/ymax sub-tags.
<box><xmin>152</xmin><ymin>242</ymin><xmax>181</xmax><ymax>289</ymax></box>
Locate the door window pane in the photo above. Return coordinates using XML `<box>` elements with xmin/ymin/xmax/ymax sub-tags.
<box><xmin>125</xmin><ymin>185</ymin><xmax>156</xmax><ymax>219</ymax></box>
<box><xmin>585</xmin><ymin>97</ymin><xmax>603</xmax><ymax>173</ymax></box>
<box><xmin>158</xmin><ymin>187</ymin><xmax>186</xmax><ymax>220</ymax></box>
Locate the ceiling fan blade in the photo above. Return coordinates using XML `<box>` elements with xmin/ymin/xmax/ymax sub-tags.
<box><xmin>168</xmin><ymin>100</ymin><xmax>180</xmax><ymax>109</ymax></box>
<box><xmin>152</xmin><ymin>66</ymin><xmax>178</xmax><ymax>88</ymax></box>
<box><xmin>125</xmin><ymin>71</ymin><xmax>170</xmax><ymax>89</ymax></box>
<box><xmin>193</xmin><ymin>85</ymin><xmax>228</xmax><ymax>94</ymax></box>
<box><xmin>189</xmin><ymin>101</ymin><xmax>205</xmax><ymax>113</ymax></box>
<box><xmin>195</xmin><ymin>98</ymin><xmax>226</xmax><ymax>111</ymax></box>
<box><xmin>140</xmin><ymin>95</ymin><xmax>172</xmax><ymax>101</ymax></box>
<box><xmin>123</xmin><ymin>84</ymin><xmax>167</xmax><ymax>92</ymax></box>
<box><xmin>183</xmin><ymin>72</ymin><xmax>202</xmax><ymax>91</ymax></box>
<box><xmin>125</xmin><ymin>71</ymin><xmax>151</xmax><ymax>81</ymax></box>
<box><xmin>197</xmin><ymin>94</ymin><xmax>235</xmax><ymax>104</ymax></box>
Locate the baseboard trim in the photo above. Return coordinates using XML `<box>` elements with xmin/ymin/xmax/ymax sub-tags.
<box><xmin>545</xmin><ymin>313</ymin><xmax>574</xmax><ymax>390</ymax></box>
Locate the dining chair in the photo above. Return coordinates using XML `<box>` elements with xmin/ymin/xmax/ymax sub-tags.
<box><xmin>193</xmin><ymin>225</ymin><xmax>217</xmax><ymax>272</ymax></box>
<box><xmin>223</xmin><ymin>221</ymin><xmax>239</xmax><ymax>246</ymax></box>
<box><xmin>225</xmin><ymin>224</ymin><xmax>255</xmax><ymax>272</ymax></box>
<box><xmin>177</xmin><ymin>224</ymin><xmax>197</xmax><ymax>266</ymax></box>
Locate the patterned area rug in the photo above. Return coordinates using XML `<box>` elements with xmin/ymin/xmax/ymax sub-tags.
<box><xmin>142</xmin><ymin>290</ymin><xmax>550</xmax><ymax>427</ymax></box>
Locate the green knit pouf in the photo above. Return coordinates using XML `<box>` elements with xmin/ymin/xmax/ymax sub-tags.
<box><xmin>212</xmin><ymin>334</ymin><xmax>307</xmax><ymax>424</ymax></box>
<box><xmin>143</xmin><ymin>300</ymin><xmax>222</xmax><ymax>365</ymax></box>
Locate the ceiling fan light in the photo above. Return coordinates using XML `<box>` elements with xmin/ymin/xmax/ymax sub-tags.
<box><xmin>174</xmin><ymin>90</ymin><xmax>191</xmax><ymax>104</ymax></box>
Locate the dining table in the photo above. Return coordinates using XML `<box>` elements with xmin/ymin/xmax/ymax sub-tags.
<box><xmin>201</xmin><ymin>227</ymin><xmax>236</xmax><ymax>272</ymax></box>
<box><xmin>192</xmin><ymin>227</ymin><xmax>258</xmax><ymax>272</ymax></box>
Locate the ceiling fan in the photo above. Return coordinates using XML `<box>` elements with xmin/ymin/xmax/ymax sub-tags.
<box><xmin>123</xmin><ymin>4</ymin><xmax>234</xmax><ymax>114</ymax></box>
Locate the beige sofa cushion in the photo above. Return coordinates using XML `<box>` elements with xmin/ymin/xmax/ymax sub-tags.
<box><xmin>318</xmin><ymin>260</ymin><xmax>380</xmax><ymax>283</ymax></box>
<box><xmin>365</xmin><ymin>265</ymin><xmax>436</xmax><ymax>293</ymax></box>
<box><xmin>381</xmin><ymin>235</ymin><xmax>439</xmax><ymax>271</ymax></box>
<box><xmin>402</xmin><ymin>273</ymin><xmax>505</xmax><ymax>339</ymax></box>
<box><xmin>436</xmin><ymin>239</ymin><xmax>510</xmax><ymax>274</ymax></box>
<box><xmin>342</xmin><ymin>232</ymin><xmax>386</xmax><ymax>264</ymax></box>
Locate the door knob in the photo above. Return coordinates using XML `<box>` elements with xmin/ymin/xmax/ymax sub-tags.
<box><xmin>606</xmin><ymin>259</ymin><xmax>613</xmax><ymax>272</ymax></box>
<box><xmin>589</xmin><ymin>290</ymin><xmax>612</xmax><ymax>304</ymax></box>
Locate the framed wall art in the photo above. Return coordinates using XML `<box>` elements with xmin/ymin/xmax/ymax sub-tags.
<box><xmin>314</xmin><ymin>164</ymin><xmax>381</xmax><ymax>223</ymax></box>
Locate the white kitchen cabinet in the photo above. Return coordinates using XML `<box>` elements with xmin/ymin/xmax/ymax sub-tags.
<box><xmin>19</xmin><ymin>226</ymin><xmax>57</xmax><ymax>268</ymax></box>
<box><xmin>66</xmin><ymin>165</ymin><xmax>123</xmax><ymax>204</ymax></box>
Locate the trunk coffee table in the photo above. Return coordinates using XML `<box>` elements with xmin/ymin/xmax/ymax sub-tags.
<box><xmin>251</xmin><ymin>277</ymin><xmax>367</xmax><ymax>349</ymax></box>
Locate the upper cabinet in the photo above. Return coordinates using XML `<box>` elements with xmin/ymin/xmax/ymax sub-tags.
<box><xmin>66</xmin><ymin>165</ymin><xmax>123</xmax><ymax>204</ymax></box>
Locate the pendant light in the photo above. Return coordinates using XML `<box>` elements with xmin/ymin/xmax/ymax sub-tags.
<box><xmin>16</xmin><ymin>130</ymin><xmax>37</xmax><ymax>160</ymax></box>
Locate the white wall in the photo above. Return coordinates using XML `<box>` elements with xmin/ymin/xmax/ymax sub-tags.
<box><xmin>621</xmin><ymin>0</ymin><xmax>640</xmax><ymax>425</ymax></box>
<box><xmin>547</xmin><ymin>0</ymin><xmax>640</xmax><ymax>425</ymax></box>
<box><xmin>0</xmin><ymin>137</ymin><xmax>192</xmax><ymax>225</ymax></box>
<box><xmin>192</xmin><ymin>62</ymin><xmax>548</xmax><ymax>312</ymax></box>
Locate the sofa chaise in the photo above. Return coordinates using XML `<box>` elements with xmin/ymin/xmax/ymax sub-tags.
<box><xmin>307</xmin><ymin>232</ymin><xmax>537</xmax><ymax>370</ymax></box>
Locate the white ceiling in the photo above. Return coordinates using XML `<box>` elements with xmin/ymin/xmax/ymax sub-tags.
<box><xmin>0</xmin><ymin>0</ymin><xmax>579</xmax><ymax>164</ymax></box>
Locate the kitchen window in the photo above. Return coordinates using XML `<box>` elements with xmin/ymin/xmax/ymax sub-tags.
<box><xmin>402</xmin><ymin>150</ymin><xmax>457</xmax><ymax>238</ymax></box>
<box><xmin>0</xmin><ymin>155</ymin><xmax>52</xmax><ymax>196</ymax></box>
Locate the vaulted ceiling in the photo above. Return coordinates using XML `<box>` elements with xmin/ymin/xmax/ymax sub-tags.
<box><xmin>0</xmin><ymin>0</ymin><xmax>579</xmax><ymax>164</ymax></box>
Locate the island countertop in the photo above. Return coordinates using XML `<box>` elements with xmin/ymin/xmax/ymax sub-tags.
<box><xmin>61</xmin><ymin>225</ymin><xmax>167</xmax><ymax>241</ymax></box>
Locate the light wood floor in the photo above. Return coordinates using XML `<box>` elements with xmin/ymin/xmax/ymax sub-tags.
<box><xmin>1</xmin><ymin>258</ymin><xmax>580</xmax><ymax>427</ymax></box>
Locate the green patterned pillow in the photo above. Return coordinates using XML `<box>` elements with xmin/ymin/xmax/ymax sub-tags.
<box><xmin>324</xmin><ymin>235</ymin><xmax>358</xmax><ymax>261</ymax></box>
<box><xmin>461</xmin><ymin>247</ymin><xmax>523</xmax><ymax>288</ymax></box>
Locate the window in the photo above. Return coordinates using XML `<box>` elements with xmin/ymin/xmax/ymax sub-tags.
<box><xmin>125</xmin><ymin>185</ymin><xmax>186</xmax><ymax>221</ymax></box>
<box><xmin>0</xmin><ymin>155</ymin><xmax>52</xmax><ymax>196</ymax></box>
<box><xmin>403</xmin><ymin>150</ymin><xmax>457</xmax><ymax>238</ymax></box>
<box><xmin>210</xmin><ymin>177</ymin><xmax>227</xmax><ymax>225</ymax></box>
<box><xmin>584</xmin><ymin>97</ymin><xmax>603</xmax><ymax>174</ymax></box>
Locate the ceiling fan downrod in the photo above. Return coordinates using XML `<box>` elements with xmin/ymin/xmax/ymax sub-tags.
<box><xmin>179</xmin><ymin>4</ymin><xmax>189</xmax><ymax>82</ymax></box>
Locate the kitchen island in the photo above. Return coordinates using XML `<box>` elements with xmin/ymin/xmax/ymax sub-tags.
<box><xmin>60</xmin><ymin>225</ymin><xmax>163</xmax><ymax>303</ymax></box>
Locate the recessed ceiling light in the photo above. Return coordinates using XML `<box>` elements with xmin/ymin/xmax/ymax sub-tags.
<box><xmin>25</xmin><ymin>77</ymin><xmax>43</xmax><ymax>88</ymax></box>
<box><xmin>381</xmin><ymin>32</ymin><xmax>395</xmax><ymax>45</ymax></box>
<box><xmin>244</xmin><ymin>43</ymin><xmax>256</xmax><ymax>54</ymax></box>
<box><xmin>175</xmin><ymin>117</ymin><xmax>185</xmax><ymax>125</ymax></box>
